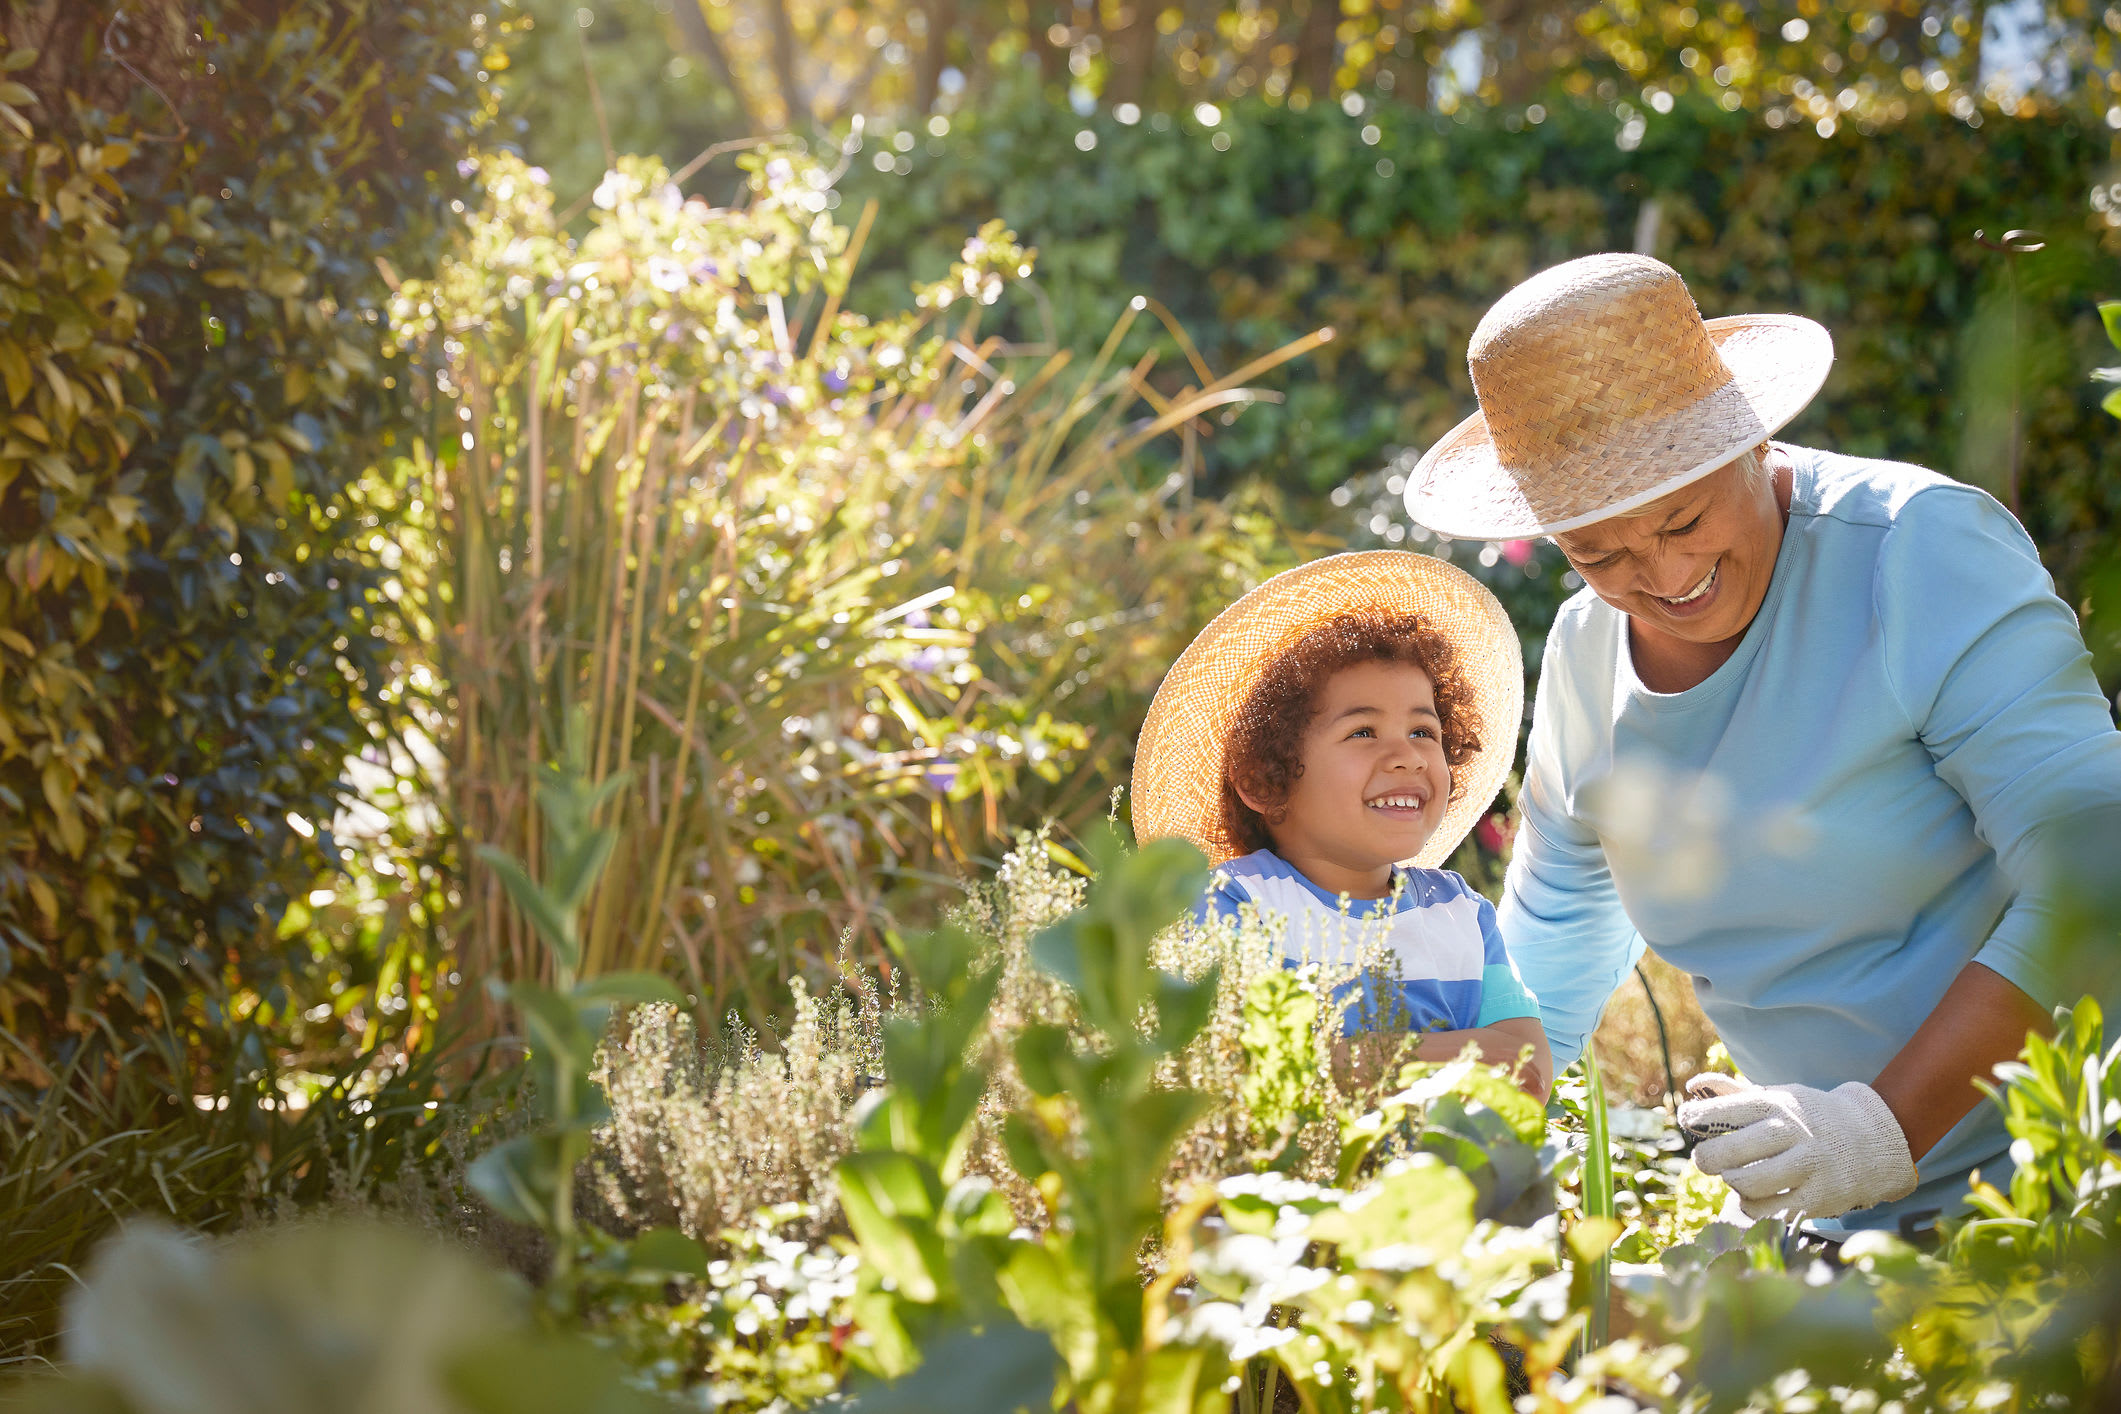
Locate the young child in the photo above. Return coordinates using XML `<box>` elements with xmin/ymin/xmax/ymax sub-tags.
<box><xmin>1132</xmin><ymin>552</ymin><xmax>1551</xmax><ymax>1096</ymax></box>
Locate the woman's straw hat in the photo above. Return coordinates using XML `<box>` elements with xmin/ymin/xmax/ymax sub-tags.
<box><xmin>1132</xmin><ymin>551</ymin><xmax>1522</xmax><ymax>870</ymax></box>
<box><xmin>1403</xmin><ymin>254</ymin><xmax>1833</xmax><ymax>539</ymax></box>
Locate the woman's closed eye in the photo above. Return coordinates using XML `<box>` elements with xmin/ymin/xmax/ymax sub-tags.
<box><xmin>1667</xmin><ymin>515</ymin><xmax>1703</xmax><ymax>536</ymax></box>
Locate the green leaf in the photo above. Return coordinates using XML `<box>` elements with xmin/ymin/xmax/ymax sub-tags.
<box><xmin>1306</xmin><ymin>1154</ymin><xmax>1477</xmax><ymax>1259</ymax></box>
<box><xmin>545</xmin><ymin>824</ymin><xmax>618</xmax><ymax>916</ymax></box>
<box><xmin>477</xmin><ymin>845</ymin><xmax>581</xmax><ymax>972</ymax></box>
<box><xmin>467</xmin><ymin>1135</ymin><xmax>565</xmax><ymax>1228</ymax></box>
<box><xmin>1152</xmin><ymin>966</ymin><xmax>1219</xmax><ymax>1053</ymax></box>
<box><xmin>838</xmin><ymin>1151</ymin><xmax>948</xmax><ymax>1302</ymax></box>
<box><xmin>841</xmin><ymin>1319</ymin><xmax>1057</xmax><ymax>1414</ymax></box>
<box><xmin>509</xmin><ymin>982</ymin><xmax>597</xmax><ymax>1074</ymax></box>
<box><xmin>2099</xmin><ymin>300</ymin><xmax>2121</xmax><ymax>353</ymax></box>
<box><xmin>626</xmin><ymin>1227</ymin><xmax>709</xmax><ymax>1279</ymax></box>
<box><xmin>446</xmin><ymin>1333</ymin><xmax>679</xmax><ymax>1414</ymax></box>
<box><xmin>2101</xmin><ymin>386</ymin><xmax>2121</xmax><ymax>422</ymax></box>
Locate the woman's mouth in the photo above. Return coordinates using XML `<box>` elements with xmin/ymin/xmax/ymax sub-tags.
<box><xmin>1653</xmin><ymin>562</ymin><xmax>1719</xmax><ymax>618</ymax></box>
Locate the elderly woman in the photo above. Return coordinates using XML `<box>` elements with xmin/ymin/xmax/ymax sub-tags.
<box><xmin>1405</xmin><ymin>254</ymin><xmax>2121</xmax><ymax>1235</ymax></box>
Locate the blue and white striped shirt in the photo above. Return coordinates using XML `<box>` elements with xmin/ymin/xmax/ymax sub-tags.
<box><xmin>1201</xmin><ymin>848</ymin><xmax>1540</xmax><ymax>1035</ymax></box>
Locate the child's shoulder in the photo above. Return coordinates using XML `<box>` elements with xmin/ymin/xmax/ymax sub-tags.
<box><xmin>1210</xmin><ymin>848</ymin><xmax>1360</xmax><ymax>916</ymax></box>
<box><xmin>1389</xmin><ymin>864</ymin><xmax>1487</xmax><ymax>908</ymax></box>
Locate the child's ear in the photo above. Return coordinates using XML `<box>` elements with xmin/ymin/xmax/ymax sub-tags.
<box><xmin>1229</xmin><ymin>771</ymin><xmax>1277</xmax><ymax>821</ymax></box>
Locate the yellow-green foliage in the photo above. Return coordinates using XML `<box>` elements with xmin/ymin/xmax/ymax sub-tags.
<box><xmin>0</xmin><ymin>4</ymin><xmax>490</xmax><ymax>1070</ymax></box>
<box><xmin>385</xmin><ymin>147</ymin><xmax>1317</xmax><ymax>1012</ymax></box>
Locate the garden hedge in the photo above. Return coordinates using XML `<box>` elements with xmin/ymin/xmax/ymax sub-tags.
<box><xmin>843</xmin><ymin>91</ymin><xmax>2121</xmax><ymax>679</ymax></box>
<box><xmin>0</xmin><ymin>3</ymin><xmax>489</xmax><ymax>1077</ymax></box>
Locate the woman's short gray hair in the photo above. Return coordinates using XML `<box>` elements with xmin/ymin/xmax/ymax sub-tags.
<box><xmin>1610</xmin><ymin>443</ymin><xmax>1769</xmax><ymax>522</ymax></box>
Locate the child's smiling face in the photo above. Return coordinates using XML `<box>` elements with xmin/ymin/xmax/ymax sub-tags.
<box><xmin>1236</xmin><ymin>659</ymin><xmax>1451</xmax><ymax>897</ymax></box>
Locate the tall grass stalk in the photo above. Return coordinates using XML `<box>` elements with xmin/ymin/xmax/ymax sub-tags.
<box><xmin>386</xmin><ymin>150</ymin><xmax>1323</xmax><ymax>1016</ymax></box>
<box><xmin>1580</xmin><ymin>1039</ymin><xmax>1615</xmax><ymax>1360</ymax></box>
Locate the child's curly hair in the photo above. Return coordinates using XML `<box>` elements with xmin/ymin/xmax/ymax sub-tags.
<box><xmin>1219</xmin><ymin>609</ymin><xmax>1483</xmax><ymax>857</ymax></box>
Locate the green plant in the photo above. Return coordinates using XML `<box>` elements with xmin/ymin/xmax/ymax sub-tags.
<box><xmin>1643</xmin><ymin>995</ymin><xmax>2121</xmax><ymax>1411</ymax></box>
<box><xmin>465</xmin><ymin>723</ymin><xmax>685</xmax><ymax>1283</ymax></box>
<box><xmin>386</xmin><ymin>146</ymin><xmax>1319</xmax><ymax>1017</ymax></box>
<box><xmin>0</xmin><ymin>1219</ymin><xmax>672</xmax><ymax>1414</ymax></box>
<box><xmin>575</xmin><ymin>826</ymin><xmax>1417</xmax><ymax>1256</ymax></box>
<box><xmin>835</xmin><ymin>830</ymin><xmax>1234</xmax><ymax>1413</ymax></box>
<box><xmin>0</xmin><ymin>2</ymin><xmax>489</xmax><ymax>1076</ymax></box>
<box><xmin>842</xmin><ymin>90</ymin><xmax>2121</xmax><ymax>697</ymax></box>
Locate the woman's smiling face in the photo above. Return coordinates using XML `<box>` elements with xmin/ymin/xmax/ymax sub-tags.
<box><xmin>1550</xmin><ymin>448</ymin><xmax>1785</xmax><ymax>649</ymax></box>
<box><xmin>1238</xmin><ymin>659</ymin><xmax>1451</xmax><ymax>896</ymax></box>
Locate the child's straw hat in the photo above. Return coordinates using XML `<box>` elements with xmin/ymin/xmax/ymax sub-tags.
<box><xmin>1404</xmin><ymin>254</ymin><xmax>1834</xmax><ymax>539</ymax></box>
<box><xmin>1131</xmin><ymin>551</ymin><xmax>1521</xmax><ymax>869</ymax></box>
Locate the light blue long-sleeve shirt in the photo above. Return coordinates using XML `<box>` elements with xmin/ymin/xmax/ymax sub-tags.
<box><xmin>1499</xmin><ymin>445</ymin><xmax>2121</xmax><ymax>1231</ymax></box>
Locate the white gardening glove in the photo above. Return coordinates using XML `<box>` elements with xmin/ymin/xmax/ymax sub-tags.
<box><xmin>1678</xmin><ymin>1073</ymin><xmax>1917</xmax><ymax>1221</ymax></box>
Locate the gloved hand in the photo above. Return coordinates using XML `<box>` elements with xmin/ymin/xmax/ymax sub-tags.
<box><xmin>1678</xmin><ymin>1073</ymin><xmax>1917</xmax><ymax>1221</ymax></box>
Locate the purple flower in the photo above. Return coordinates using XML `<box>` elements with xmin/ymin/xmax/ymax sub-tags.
<box><xmin>924</xmin><ymin>760</ymin><xmax>958</xmax><ymax>792</ymax></box>
<box><xmin>905</xmin><ymin>609</ymin><xmax>930</xmax><ymax>630</ymax></box>
<box><xmin>456</xmin><ymin>158</ymin><xmax>478</xmax><ymax>179</ymax></box>
<box><xmin>907</xmin><ymin>646</ymin><xmax>942</xmax><ymax>673</ymax></box>
<box><xmin>689</xmin><ymin>257</ymin><xmax>721</xmax><ymax>281</ymax></box>
<box><xmin>823</xmin><ymin>369</ymin><xmax>849</xmax><ymax>392</ymax></box>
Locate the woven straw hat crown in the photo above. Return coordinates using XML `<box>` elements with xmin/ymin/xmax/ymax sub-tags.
<box><xmin>1405</xmin><ymin>254</ymin><xmax>1833</xmax><ymax>538</ymax></box>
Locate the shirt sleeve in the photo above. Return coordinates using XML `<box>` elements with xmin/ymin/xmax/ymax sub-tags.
<box><xmin>1876</xmin><ymin>486</ymin><xmax>2121</xmax><ymax>1013</ymax></box>
<box><xmin>1497</xmin><ymin>626</ymin><xmax>1648</xmax><ymax>1067</ymax></box>
<box><xmin>1472</xmin><ymin>892</ymin><xmax>1541</xmax><ymax>1025</ymax></box>
<box><xmin>1194</xmin><ymin>872</ymin><xmax>1251</xmax><ymax>926</ymax></box>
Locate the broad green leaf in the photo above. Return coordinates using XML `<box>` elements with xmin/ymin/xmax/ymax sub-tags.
<box><xmin>626</xmin><ymin>1227</ymin><xmax>709</xmax><ymax>1279</ymax></box>
<box><xmin>1152</xmin><ymin>966</ymin><xmax>1219</xmax><ymax>1053</ymax></box>
<box><xmin>1306</xmin><ymin>1155</ymin><xmax>1477</xmax><ymax>1260</ymax></box>
<box><xmin>1137</xmin><ymin>1340</ymin><xmax>1220</xmax><ymax>1414</ymax></box>
<box><xmin>476</xmin><ymin>845</ymin><xmax>581</xmax><ymax>971</ymax></box>
<box><xmin>840</xmin><ymin>1320</ymin><xmax>1057</xmax><ymax>1414</ymax></box>
<box><xmin>838</xmin><ymin>1152</ymin><xmax>948</xmax><ymax>1302</ymax></box>
<box><xmin>2100</xmin><ymin>300</ymin><xmax>2121</xmax><ymax>353</ymax></box>
<box><xmin>996</xmin><ymin>1243</ymin><xmax>1101</xmax><ymax>1380</ymax></box>
<box><xmin>467</xmin><ymin>1135</ymin><xmax>564</xmax><ymax>1228</ymax></box>
<box><xmin>446</xmin><ymin>1333</ymin><xmax>678</xmax><ymax>1414</ymax></box>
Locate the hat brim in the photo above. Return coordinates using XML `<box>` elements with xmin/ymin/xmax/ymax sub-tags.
<box><xmin>1404</xmin><ymin>314</ymin><xmax>1833</xmax><ymax>540</ymax></box>
<box><xmin>1130</xmin><ymin>551</ymin><xmax>1523</xmax><ymax>870</ymax></box>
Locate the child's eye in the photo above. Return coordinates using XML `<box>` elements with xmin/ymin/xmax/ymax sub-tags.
<box><xmin>1410</xmin><ymin>728</ymin><xmax>1435</xmax><ymax>740</ymax></box>
<box><xmin>1347</xmin><ymin>727</ymin><xmax>1374</xmax><ymax>739</ymax></box>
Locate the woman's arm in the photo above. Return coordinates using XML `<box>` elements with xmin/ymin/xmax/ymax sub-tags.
<box><xmin>1872</xmin><ymin>962</ymin><xmax>2052</xmax><ymax>1160</ymax></box>
<box><xmin>1873</xmin><ymin>488</ymin><xmax>2121</xmax><ymax>1154</ymax></box>
<box><xmin>1498</xmin><ymin>630</ymin><xmax>1646</xmax><ymax>1069</ymax></box>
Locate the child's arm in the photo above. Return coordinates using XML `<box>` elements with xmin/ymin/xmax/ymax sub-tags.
<box><xmin>1412</xmin><ymin>1017</ymin><xmax>1552</xmax><ymax>1098</ymax></box>
<box><xmin>1331</xmin><ymin>1018</ymin><xmax>1553</xmax><ymax>1098</ymax></box>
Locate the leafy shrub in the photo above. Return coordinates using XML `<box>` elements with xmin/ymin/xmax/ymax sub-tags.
<box><xmin>384</xmin><ymin>146</ymin><xmax>1316</xmax><ymax>1011</ymax></box>
<box><xmin>582</xmin><ymin>828</ymin><xmax>1408</xmax><ymax>1252</ymax></box>
<box><xmin>0</xmin><ymin>1219</ymin><xmax>668</xmax><ymax>1414</ymax></box>
<box><xmin>0</xmin><ymin>3</ymin><xmax>488</xmax><ymax>1074</ymax></box>
<box><xmin>1648</xmin><ymin>997</ymin><xmax>2121</xmax><ymax>1411</ymax></box>
<box><xmin>844</xmin><ymin>90</ymin><xmax>2121</xmax><ymax>688</ymax></box>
